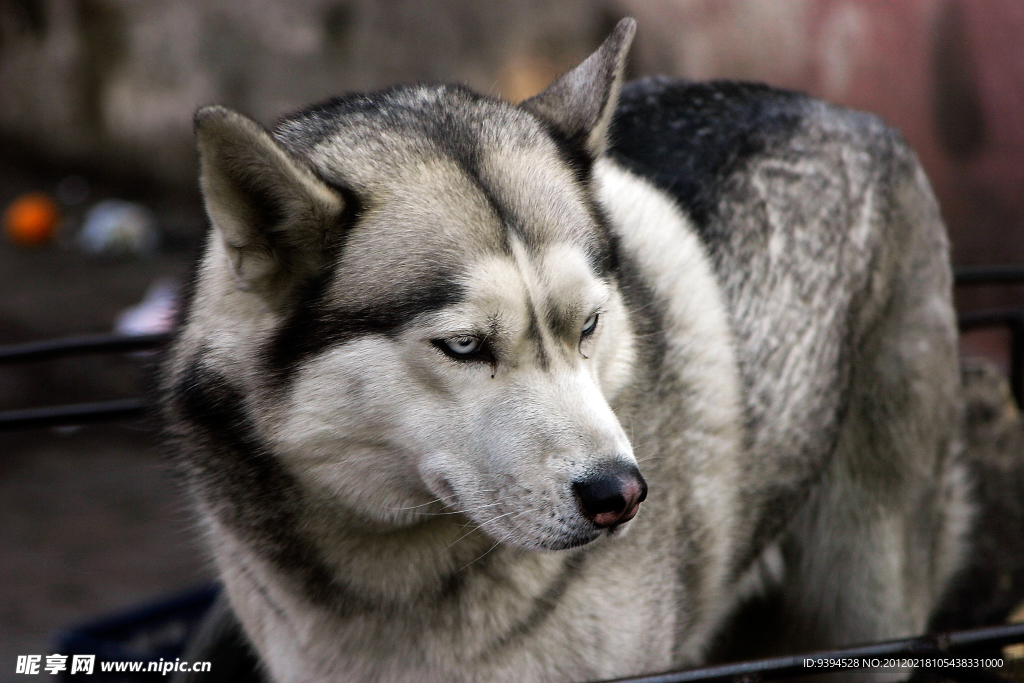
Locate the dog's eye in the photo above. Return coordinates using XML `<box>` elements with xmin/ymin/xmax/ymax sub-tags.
<box><xmin>581</xmin><ymin>313</ymin><xmax>599</xmax><ymax>338</ymax></box>
<box><xmin>446</xmin><ymin>336</ymin><xmax>480</xmax><ymax>355</ymax></box>
<box><xmin>433</xmin><ymin>336</ymin><xmax>489</xmax><ymax>362</ymax></box>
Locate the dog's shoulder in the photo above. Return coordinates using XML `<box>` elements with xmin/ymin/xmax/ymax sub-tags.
<box><xmin>608</xmin><ymin>74</ymin><xmax>941</xmax><ymax>367</ymax></box>
<box><xmin>608</xmin><ymin>76</ymin><xmax>904</xmax><ymax>233</ymax></box>
<box><xmin>608</xmin><ymin>76</ymin><xmax>944</xmax><ymax>359</ymax></box>
<box><xmin>609</xmin><ymin>78</ymin><xmax>813</xmax><ymax>229</ymax></box>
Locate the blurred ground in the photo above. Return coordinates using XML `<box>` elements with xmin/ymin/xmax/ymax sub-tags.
<box><xmin>0</xmin><ymin>156</ymin><xmax>208</xmax><ymax>681</ymax></box>
<box><xmin>0</xmin><ymin>430</ymin><xmax>212</xmax><ymax>682</ymax></box>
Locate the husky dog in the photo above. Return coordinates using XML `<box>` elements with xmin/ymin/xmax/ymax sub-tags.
<box><xmin>162</xmin><ymin>19</ymin><xmax>969</xmax><ymax>683</ymax></box>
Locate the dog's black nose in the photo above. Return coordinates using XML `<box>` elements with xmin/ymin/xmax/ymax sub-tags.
<box><xmin>573</xmin><ymin>464</ymin><xmax>648</xmax><ymax>528</ymax></box>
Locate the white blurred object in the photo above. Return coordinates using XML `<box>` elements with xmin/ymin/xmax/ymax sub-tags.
<box><xmin>116</xmin><ymin>279</ymin><xmax>179</xmax><ymax>335</ymax></box>
<box><xmin>79</xmin><ymin>199</ymin><xmax>160</xmax><ymax>257</ymax></box>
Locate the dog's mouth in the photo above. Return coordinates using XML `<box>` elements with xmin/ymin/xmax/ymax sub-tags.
<box><xmin>432</xmin><ymin>463</ymin><xmax>646</xmax><ymax>551</ymax></box>
<box><xmin>533</xmin><ymin>510</ymin><xmax>644</xmax><ymax>550</ymax></box>
<box><xmin>467</xmin><ymin>497</ymin><xmax>644</xmax><ymax>551</ymax></box>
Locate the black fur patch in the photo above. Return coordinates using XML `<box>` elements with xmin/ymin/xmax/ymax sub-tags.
<box><xmin>608</xmin><ymin>78</ymin><xmax>804</xmax><ymax>230</ymax></box>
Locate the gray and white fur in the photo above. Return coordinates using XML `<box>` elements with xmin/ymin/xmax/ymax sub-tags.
<box><xmin>161</xmin><ymin>19</ymin><xmax>969</xmax><ymax>683</ymax></box>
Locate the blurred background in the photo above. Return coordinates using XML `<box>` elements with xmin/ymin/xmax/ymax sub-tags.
<box><xmin>2</xmin><ymin>0</ymin><xmax>1023</xmax><ymax>677</ymax></box>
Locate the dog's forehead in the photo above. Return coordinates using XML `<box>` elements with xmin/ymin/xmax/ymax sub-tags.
<box><xmin>321</xmin><ymin>154</ymin><xmax>502</xmax><ymax>309</ymax></box>
<box><xmin>278</xmin><ymin>84</ymin><xmax>609</xmax><ymax>308</ymax></box>
<box><xmin>473</xmin><ymin>120</ymin><xmax>601</xmax><ymax>253</ymax></box>
<box><xmin>460</xmin><ymin>240</ymin><xmax>610</xmax><ymax>317</ymax></box>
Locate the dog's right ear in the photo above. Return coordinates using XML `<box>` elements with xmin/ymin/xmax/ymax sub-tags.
<box><xmin>194</xmin><ymin>106</ymin><xmax>345</xmax><ymax>306</ymax></box>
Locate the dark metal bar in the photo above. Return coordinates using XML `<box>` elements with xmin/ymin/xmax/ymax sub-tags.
<box><xmin>593</xmin><ymin>622</ymin><xmax>1024</xmax><ymax>683</ymax></box>
<box><xmin>55</xmin><ymin>584</ymin><xmax>220</xmax><ymax>661</ymax></box>
<box><xmin>955</xmin><ymin>265</ymin><xmax>1024</xmax><ymax>285</ymax></box>
<box><xmin>0</xmin><ymin>398</ymin><xmax>150</xmax><ymax>431</ymax></box>
<box><xmin>0</xmin><ymin>332</ymin><xmax>169</xmax><ymax>365</ymax></box>
<box><xmin>942</xmin><ymin>621</ymin><xmax>1024</xmax><ymax>648</ymax></box>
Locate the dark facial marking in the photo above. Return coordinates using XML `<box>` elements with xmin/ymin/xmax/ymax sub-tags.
<box><xmin>264</xmin><ymin>272</ymin><xmax>464</xmax><ymax>389</ymax></box>
<box><xmin>523</xmin><ymin>299</ymin><xmax>550</xmax><ymax>371</ymax></box>
<box><xmin>459</xmin><ymin>158</ymin><xmax>517</xmax><ymax>255</ymax></box>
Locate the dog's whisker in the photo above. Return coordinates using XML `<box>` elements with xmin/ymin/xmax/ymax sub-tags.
<box><xmin>386</xmin><ymin>498</ymin><xmax>452</xmax><ymax>511</ymax></box>
<box><xmin>453</xmin><ymin>510</ymin><xmax>532</xmax><ymax>574</ymax></box>
<box><xmin>404</xmin><ymin>502</ymin><xmax>505</xmax><ymax>517</ymax></box>
<box><xmin>442</xmin><ymin>527</ymin><xmax>483</xmax><ymax>554</ymax></box>
<box><xmin>453</xmin><ymin>538</ymin><xmax>503</xmax><ymax>574</ymax></box>
<box><xmin>385</xmin><ymin>489</ymin><xmax>501</xmax><ymax>514</ymax></box>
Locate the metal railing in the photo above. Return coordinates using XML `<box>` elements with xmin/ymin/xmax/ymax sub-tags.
<box><xmin>0</xmin><ymin>332</ymin><xmax>166</xmax><ymax>430</ymax></box>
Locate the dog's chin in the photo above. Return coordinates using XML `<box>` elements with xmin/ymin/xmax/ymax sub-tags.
<box><xmin>540</xmin><ymin>533</ymin><xmax>602</xmax><ymax>551</ymax></box>
<box><xmin>503</xmin><ymin>523</ymin><xmax>625</xmax><ymax>551</ymax></box>
<box><xmin>543</xmin><ymin>516</ymin><xmax>640</xmax><ymax>549</ymax></box>
<box><xmin>471</xmin><ymin>509</ymin><xmax>643</xmax><ymax>551</ymax></box>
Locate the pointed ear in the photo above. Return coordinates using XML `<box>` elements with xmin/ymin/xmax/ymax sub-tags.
<box><xmin>194</xmin><ymin>105</ymin><xmax>345</xmax><ymax>306</ymax></box>
<box><xmin>520</xmin><ymin>18</ymin><xmax>636</xmax><ymax>157</ymax></box>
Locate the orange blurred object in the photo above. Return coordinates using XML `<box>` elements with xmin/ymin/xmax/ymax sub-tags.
<box><xmin>4</xmin><ymin>193</ymin><xmax>59</xmax><ymax>246</ymax></box>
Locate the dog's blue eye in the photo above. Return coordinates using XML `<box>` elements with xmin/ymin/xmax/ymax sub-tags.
<box><xmin>443</xmin><ymin>336</ymin><xmax>481</xmax><ymax>356</ymax></box>
<box><xmin>432</xmin><ymin>336</ymin><xmax>494</xmax><ymax>364</ymax></box>
<box><xmin>581</xmin><ymin>313</ymin><xmax>599</xmax><ymax>337</ymax></box>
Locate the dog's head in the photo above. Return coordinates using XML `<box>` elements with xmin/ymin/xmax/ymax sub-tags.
<box><xmin>187</xmin><ymin>20</ymin><xmax>645</xmax><ymax>550</ymax></box>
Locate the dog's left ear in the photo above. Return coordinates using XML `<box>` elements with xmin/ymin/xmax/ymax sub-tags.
<box><xmin>520</xmin><ymin>18</ymin><xmax>636</xmax><ymax>157</ymax></box>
